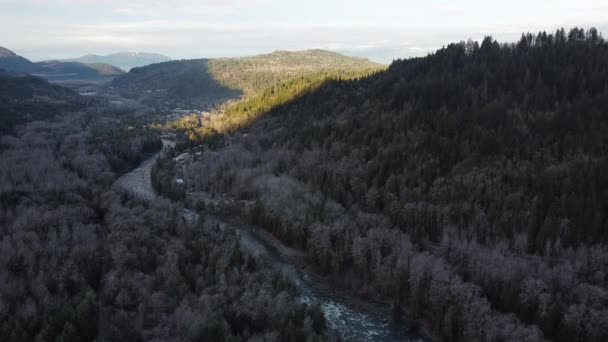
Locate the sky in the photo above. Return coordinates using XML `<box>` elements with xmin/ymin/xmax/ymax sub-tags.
<box><xmin>1</xmin><ymin>0</ymin><xmax>607</xmax><ymax>63</ymax></box>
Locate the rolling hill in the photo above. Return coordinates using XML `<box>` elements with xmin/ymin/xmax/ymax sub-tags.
<box><xmin>110</xmin><ymin>59</ymin><xmax>240</xmax><ymax>109</ymax></box>
<box><xmin>63</xmin><ymin>51</ymin><xmax>171</xmax><ymax>71</ymax></box>
<box><xmin>0</xmin><ymin>46</ymin><xmax>38</xmax><ymax>73</ymax></box>
<box><xmin>34</xmin><ymin>60</ymin><xmax>124</xmax><ymax>80</ymax></box>
<box><xmin>0</xmin><ymin>70</ymin><xmax>88</xmax><ymax>133</ymax></box>
<box><xmin>0</xmin><ymin>46</ymin><xmax>124</xmax><ymax>81</ymax></box>
<box><xmin>208</xmin><ymin>49</ymin><xmax>384</xmax><ymax>95</ymax></box>
<box><xmin>110</xmin><ymin>49</ymin><xmax>383</xmax><ymax>109</ymax></box>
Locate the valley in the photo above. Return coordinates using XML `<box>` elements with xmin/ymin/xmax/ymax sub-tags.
<box><xmin>114</xmin><ymin>139</ymin><xmax>428</xmax><ymax>341</ymax></box>
<box><xmin>1</xmin><ymin>26</ymin><xmax>608</xmax><ymax>342</ymax></box>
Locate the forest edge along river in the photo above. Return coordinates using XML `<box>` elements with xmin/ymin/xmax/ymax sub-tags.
<box><xmin>113</xmin><ymin>139</ymin><xmax>428</xmax><ymax>342</ymax></box>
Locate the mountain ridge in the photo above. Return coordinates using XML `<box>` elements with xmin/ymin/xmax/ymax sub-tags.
<box><xmin>0</xmin><ymin>46</ymin><xmax>124</xmax><ymax>80</ymax></box>
<box><xmin>0</xmin><ymin>46</ymin><xmax>18</xmax><ymax>57</ymax></box>
<box><xmin>0</xmin><ymin>71</ymin><xmax>87</xmax><ymax>132</ymax></box>
<box><xmin>110</xmin><ymin>49</ymin><xmax>383</xmax><ymax>109</ymax></box>
<box><xmin>63</xmin><ymin>51</ymin><xmax>171</xmax><ymax>71</ymax></box>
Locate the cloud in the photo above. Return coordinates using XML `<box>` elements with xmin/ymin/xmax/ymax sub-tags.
<box><xmin>2</xmin><ymin>0</ymin><xmax>608</xmax><ymax>61</ymax></box>
<box><xmin>0</xmin><ymin>18</ymin><xmax>469</xmax><ymax>61</ymax></box>
<box><xmin>111</xmin><ymin>8</ymin><xmax>137</xmax><ymax>15</ymax></box>
<box><xmin>435</xmin><ymin>5</ymin><xmax>466</xmax><ymax>15</ymax></box>
<box><xmin>0</xmin><ymin>0</ymin><xmax>270</xmax><ymax>8</ymax></box>
<box><xmin>6</xmin><ymin>17</ymin><xmax>608</xmax><ymax>61</ymax></box>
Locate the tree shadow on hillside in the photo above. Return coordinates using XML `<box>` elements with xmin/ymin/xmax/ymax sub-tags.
<box><xmin>112</xmin><ymin>59</ymin><xmax>243</xmax><ymax>110</ymax></box>
<box><xmin>171</xmin><ymin>59</ymin><xmax>242</xmax><ymax>104</ymax></box>
<box><xmin>219</xmin><ymin>73</ymin><xmax>373</xmax><ymax>136</ymax></box>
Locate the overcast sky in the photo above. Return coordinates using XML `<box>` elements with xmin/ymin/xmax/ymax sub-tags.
<box><xmin>1</xmin><ymin>0</ymin><xmax>607</xmax><ymax>63</ymax></box>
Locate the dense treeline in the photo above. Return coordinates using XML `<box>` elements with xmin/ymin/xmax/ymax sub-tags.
<box><xmin>163</xmin><ymin>28</ymin><xmax>608</xmax><ymax>341</ymax></box>
<box><xmin>99</xmin><ymin>195</ymin><xmax>331</xmax><ymax>341</ymax></box>
<box><xmin>217</xmin><ymin>69</ymin><xmax>379</xmax><ymax>132</ymax></box>
<box><xmin>280</xmin><ymin>27</ymin><xmax>608</xmax><ymax>249</ymax></box>
<box><xmin>168</xmin><ymin>69</ymin><xmax>378</xmax><ymax>147</ymax></box>
<box><xmin>0</xmin><ymin>108</ymin><xmax>159</xmax><ymax>340</ymax></box>
<box><xmin>85</xmin><ymin>108</ymin><xmax>163</xmax><ymax>173</ymax></box>
<box><xmin>0</xmin><ymin>86</ymin><xmax>332</xmax><ymax>340</ymax></box>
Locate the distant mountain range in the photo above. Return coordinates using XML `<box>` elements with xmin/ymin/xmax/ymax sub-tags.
<box><xmin>0</xmin><ymin>46</ymin><xmax>38</xmax><ymax>72</ymax></box>
<box><xmin>63</xmin><ymin>52</ymin><xmax>172</xmax><ymax>71</ymax></box>
<box><xmin>0</xmin><ymin>46</ymin><xmax>124</xmax><ymax>81</ymax></box>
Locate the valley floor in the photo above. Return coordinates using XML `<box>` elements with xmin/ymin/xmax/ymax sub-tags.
<box><xmin>115</xmin><ymin>138</ymin><xmax>429</xmax><ymax>341</ymax></box>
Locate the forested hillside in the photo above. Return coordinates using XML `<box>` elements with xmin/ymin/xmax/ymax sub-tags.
<box><xmin>110</xmin><ymin>59</ymin><xmax>241</xmax><ymax>109</ymax></box>
<box><xmin>0</xmin><ymin>88</ymin><xmax>332</xmax><ymax>341</ymax></box>
<box><xmin>169</xmin><ymin>69</ymin><xmax>378</xmax><ymax>143</ymax></box>
<box><xmin>209</xmin><ymin>49</ymin><xmax>383</xmax><ymax>95</ymax></box>
<box><xmin>110</xmin><ymin>50</ymin><xmax>382</xmax><ymax>109</ymax></box>
<box><xmin>164</xmin><ymin>28</ymin><xmax>608</xmax><ymax>341</ymax></box>
<box><xmin>34</xmin><ymin>60</ymin><xmax>124</xmax><ymax>80</ymax></box>
<box><xmin>0</xmin><ymin>72</ymin><xmax>88</xmax><ymax>133</ymax></box>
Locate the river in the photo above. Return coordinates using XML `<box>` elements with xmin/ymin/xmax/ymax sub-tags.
<box><xmin>113</xmin><ymin>141</ymin><xmax>428</xmax><ymax>342</ymax></box>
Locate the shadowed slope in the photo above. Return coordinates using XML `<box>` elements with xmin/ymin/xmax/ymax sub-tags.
<box><xmin>0</xmin><ymin>71</ymin><xmax>88</xmax><ymax>133</ymax></box>
<box><xmin>110</xmin><ymin>49</ymin><xmax>384</xmax><ymax>110</ymax></box>
<box><xmin>0</xmin><ymin>46</ymin><xmax>124</xmax><ymax>81</ymax></box>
